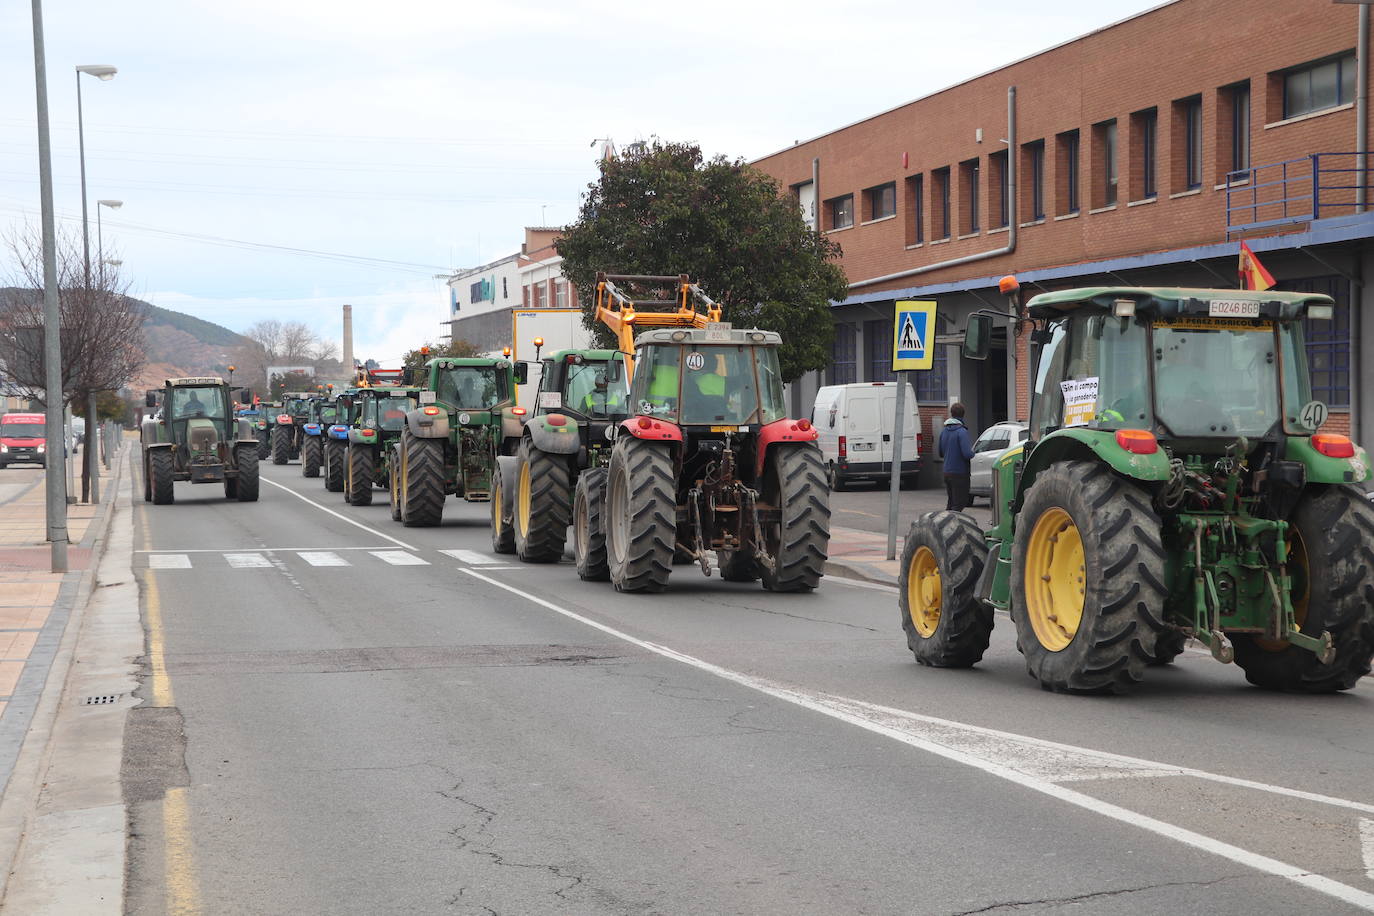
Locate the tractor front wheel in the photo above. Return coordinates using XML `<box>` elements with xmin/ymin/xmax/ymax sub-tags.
<box><xmin>514</xmin><ymin>439</ymin><xmax>572</xmax><ymax>563</ymax></box>
<box><xmin>1233</xmin><ymin>486</ymin><xmax>1374</xmax><ymax>692</ymax></box>
<box><xmin>235</xmin><ymin>445</ymin><xmax>260</xmax><ymax>502</ymax></box>
<box><xmin>899</xmin><ymin>511</ymin><xmax>991</xmax><ymax>667</ymax></box>
<box><xmin>150</xmin><ymin>449</ymin><xmax>175</xmax><ymax>505</ymax></box>
<box><xmin>573</xmin><ymin>467</ymin><xmax>608</xmax><ymax>580</ymax></box>
<box><xmin>271</xmin><ymin>426</ymin><xmax>290</xmax><ymax>465</ymax></box>
<box><xmin>606</xmin><ymin>437</ymin><xmax>676</xmax><ymax>592</ymax></box>
<box><xmin>1010</xmin><ymin>461</ymin><xmax>1166</xmax><ymax>694</ymax></box>
<box><xmin>760</xmin><ymin>445</ymin><xmax>831</xmax><ymax>592</ymax></box>
<box><xmin>399</xmin><ymin>431</ymin><xmax>445</xmax><ymax>527</ymax></box>
<box><xmin>347</xmin><ymin>444</ymin><xmax>374</xmax><ymax>506</ymax></box>
<box><xmin>301</xmin><ymin>436</ymin><xmax>322</xmax><ymax>478</ymax></box>
<box><xmin>490</xmin><ymin>455</ymin><xmax>518</xmax><ymax>553</ymax></box>
<box><xmin>323</xmin><ymin>440</ymin><xmax>345</xmax><ymax>492</ymax></box>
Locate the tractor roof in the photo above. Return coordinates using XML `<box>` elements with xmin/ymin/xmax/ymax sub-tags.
<box><xmin>166</xmin><ymin>376</ymin><xmax>225</xmax><ymax>387</ymax></box>
<box><xmin>546</xmin><ymin>349</ymin><xmax>622</xmax><ymax>362</ymax></box>
<box><xmin>1026</xmin><ymin>286</ymin><xmax>1335</xmax><ymax>321</ymax></box>
<box><xmin>424</xmin><ymin>357</ymin><xmax>513</xmax><ymax>369</ymax></box>
<box><xmin>633</xmin><ymin>327</ymin><xmax>781</xmax><ymax>348</ymax></box>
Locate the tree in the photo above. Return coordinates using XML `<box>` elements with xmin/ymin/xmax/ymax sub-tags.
<box><xmin>555</xmin><ymin>139</ymin><xmax>849</xmax><ymax>382</ymax></box>
<box><xmin>402</xmin><ymin>338</ymin><xmax>481</xmax><ymax>370</ymax></box>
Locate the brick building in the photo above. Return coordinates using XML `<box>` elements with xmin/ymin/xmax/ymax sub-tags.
<box><xmin>754</xmin><ymin>0</ymin><xmax>1373</xmax><ymax>483</ymax></box>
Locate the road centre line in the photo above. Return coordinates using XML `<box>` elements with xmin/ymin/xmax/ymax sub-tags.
<box><xmin>459</xmin><ymin>568</ymin><xmax>1374</xmax><ymax>911</ymax></box>
<box><xmin>1363</xmin><ymin>818</ymin><xmax>1374</xmax><ymax>881</ymax></box>
<box><xmin>261</xmin><ymin>478</ymin><xmax>415</xmax><ymax>550</ymax></box>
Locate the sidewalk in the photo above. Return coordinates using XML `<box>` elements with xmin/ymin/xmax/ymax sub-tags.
<box><xmin>826</xmin><ymin>524</ymin><xmax>903</xmax><ymax>587</ymax></box>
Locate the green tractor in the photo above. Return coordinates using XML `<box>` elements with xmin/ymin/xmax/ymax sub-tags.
<box><xmin>344</xmin><ymin>385</ymin><xmax>420</xmax><ymax>508</ymax></box>
<box><xmin>270</xmin><ymin>392</ymin><xmax>315</xmax><ymax>465</ymax></box>
<box><xmin>140</xmin><ymin>376</ymin><xmax>260</xmax><ymax>505</ymax></box>
<box><xmin>388</xmin><ymin>357</ymin><xmax>526</xmax><ymax>527</ymax></box>
<box><xmin>497</xmin><ymin>348</ymin><xmax>630</xmax><ymax>562</ymax></box>
<box><xmin>901</xmin><ymin>285</ymin><xmax>1374</xmax><ymax>694</ymax></box>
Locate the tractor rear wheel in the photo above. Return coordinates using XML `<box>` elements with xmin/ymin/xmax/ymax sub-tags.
<box><xmin>256</xmin><ymin>434</ymin><xmax>271</xmax><ymax>462</ymax></box>
<box><xmin>323</xmin><ymin>440</ymin><xmax>345</xmax><ymax>493</ymax></box>
<box><xmin>573</xmin><ymin>467</ymin><xmax>608</xmax><ymax>580</ymax></box>
<box><xmin>760</xmin><ymin>445</ymin><xmax>831</xmax><ymax>592</ymax></box>
<box><xmin>1010</xmin><ymin>461</ymin><xmax>1166</xmax><ymax>694</ymax></box>
<box><xmin>150</xmin><ymin>449</ymin><xmax>175</xmax><ymax>505</ymax></box>
<box><xmin>1233</xmin><ymin>486</ymin><xmax>1374</xmax><ymax>692</ymax></box>
<box><xmin>301</xmin><ymin>436</ymin><xmax>322</xmax><ymax>478</ymax></box>
<box><xmin>142</xmin><ymin>453</ymin><xmax>151</xmax><ymax>502</ymax></box>
<box><xmin>606</xmin><ymin>437</ymin><xmax>676</xmax><ymax>592</ymax></box>
<box><xmin>399</xmin><ymin>431</ymin><xmax>445</xmax><ymax>527</ymax></box>
<box><xmin>271</xmin><ymin>426</ymin><xmax>290</xmax><ymax>465</ymax></box>
<box><xmin>490</xmin><ymin>455</ymin><xmax>518</xmax><ymax>553</ymax></box>
<box><xmin>899</xmin><ymin>511</ymin><xmax>991</xmax><ymax>667</ymax></box>
<box><xmin>348</xmin><ymin>445</ymin><xmax>374</xmax><ymax>506</ymax></box>
<box><xmin>235</xmin><ymin>445</ymin><xmax>259</xmax><ymax>502</ymax></box>
<box><xmin>514</xmin><ymin>438</ymin><xmax>571</xmax><ymax>563</ymax></box>
<box><xmin>389</xmin><ymin>445</ymin><xmax>403</xmax><ymax>522</ymax></box>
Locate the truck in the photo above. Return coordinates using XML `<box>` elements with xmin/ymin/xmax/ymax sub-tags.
<box><xmin>510</xmin><ymin>308</ymin><xmax>593</xmax><ymax>407</ymax></box>
<box><xmin>0</xmin><ymin>412</ymin><xmax>47</xmax><ymax>468</ymax></box>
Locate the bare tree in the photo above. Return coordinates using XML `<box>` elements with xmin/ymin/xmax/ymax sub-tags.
<box><xmin>312</xmin><ymin>338</ymin><xmax>339</xmax><ymax>363</ymax></box>
<box><xmin>279</xmin><ymin>320</ymin><xmax>320</xmax><ymax>361</ymax></box>
<box><xmin>243</xmin><ymin>319</ymin><xmax>283</xmax><ymax>355</ymax></box>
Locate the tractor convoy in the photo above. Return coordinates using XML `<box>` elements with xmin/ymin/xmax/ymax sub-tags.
<box><xmin>137</xmin><ymin>275</ymin><xmax>1374</xmax><ymax>697</ymax></box>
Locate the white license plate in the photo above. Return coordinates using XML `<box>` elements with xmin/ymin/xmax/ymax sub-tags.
<box><xmin>1208</xmin><ymin>299</ymin><xmax>1259</xmax><ymax>318</ymax></box>
<box><xmin>851</xmin><ymin>442</ymin><xmax>875</xmax><ymax>451</ymax></box>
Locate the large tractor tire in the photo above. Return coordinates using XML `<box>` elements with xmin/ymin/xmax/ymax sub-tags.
<box><xmin>606</xmin><ymin>437</ymin><xmax>676</xmax><ymax>592</ymax></box>
<box><xmin>301</xmin><ymin>436</ymin><xmax>322</xmax><ymax>478</ymax></box>
<box><xmin>1233</xmin><ymin>486</ymin><xmax>1374</xmax><ymax>692</ymax></box>
<box><xmin>389</xmin><ymin>445</ymin><xmax>403</xmax><ymax>522</ymax></box>
<box><xmin>235</xmin><ymin>445</ymin><xmax>260</xmax><ymax>502</ymax></box>
<box><xmin>150</xmin><ymin>449</ymin><xmax>175</xmax><ymax>505</ymax></box>
<box><xmin>899</xmin><ymin>511</ymin><xmax>992</xmax><ymax>667</ymax></box>
<box><xmin>760</xmin><ymin>445</ymin><xmax>831</xmax><ymax>592</ymax></box>
<box><xmin>399</xmin><ymin>431</ymin><xmax>445</xmax><ymax>527</ymax></box>
<box><xmin>323</xmin><ymin>440</ymin><xmax>345</xmax><ymax>493</ymax></box>
<box><xmin>490</xmin><ymin>455</ymin><xmax>518</xmax><ymax>554</ymax></box>
<box><xmin>142</xmin><ymin>453</ymin><xmax>152</xmax><ymax>502</ymax></box>
<box><xmin>514</xmin><ymin>438</ymin><xmax>572</xmax><ymax>563</ymax></box>
<box><xmin>256</xmin><ymin>434</ymin><xmax>271</xmax><ymax>462</ymax></box>
<box><xmin>1151</xmin><ymin>630</ymin><xmax>1189</xmax><ymax>666</ymax></box>
<box><xmin>573</xmin><ymin>467</ymin><xmax>608</xmax><ymax>580</ymax></box>
<box><xmin>1010</xmin><ymin>461</ymin><xmax>1166</xmax><ymax>694</ymax></box>
<box><xmin>347</xmin><ymin>445</ymin><xmax>374</xmax><ymax>506</ymax></box>
<box><xmin>271</xmin><ymin>425</ymin><xmax>290</xmax><ymax>465</ymax></box>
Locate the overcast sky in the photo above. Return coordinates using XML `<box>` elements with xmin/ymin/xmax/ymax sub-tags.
<box><xmin>0</xmin><ymin>0</ymin><xmax>1157</xmax><ymax>366</ymax></box>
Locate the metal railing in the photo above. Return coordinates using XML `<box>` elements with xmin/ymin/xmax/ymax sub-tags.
<box><xmin>1225</xmin><ymin>153</ymin><xmax>1374</xmax><ymax>238</ymax></box>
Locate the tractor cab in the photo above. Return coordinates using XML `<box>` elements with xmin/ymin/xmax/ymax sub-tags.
<box><xmin>629</xmin><ymin>327</ymin><xmax>787</xmax><ymax>432</ymax></box>
<box><xmin>162</xmin><ymin>381</ymin><xmax>232</xmax><ymax>466</ymax></box>
<box><xmin>535</xmin><ymin>349</ymin><xmax>629</xmax><ymax>422</ymax></box>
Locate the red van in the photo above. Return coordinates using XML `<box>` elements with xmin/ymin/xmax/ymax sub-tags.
<box><xmin>0</xmin><ymin>413</ymin><xmax>47</xmax><ymax>468</ymax></box>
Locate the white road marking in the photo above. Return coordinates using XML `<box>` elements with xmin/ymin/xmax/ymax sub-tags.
<box><xmin>297</xmin><ymin>552</ymin><xmax>350</xmax><ymax>567</ymax></box>
<box><xmin>371</xmin><ymin>550</ymin><xmax>429</xmax><ymax>566</ymax></box>
<box><xmin>475</xmin><ymin>566</ymin><xmax>519</xmax><ymax>570</ymax></box>
<box><xmin>148</xmin><ymin>554</ymin><xmax>192</xmax><ymax>569</ymax></box>
<box><xmin>224</xmin><ymin>553</ymin><xmax>273</xmax><ymax>569</ymax></box>
<box><xmin>438</xmin><ymin>549</ymin><xmax>500</xmax><ymax>565</ymax></box>
<box><xmin>1362</xmin><ymin>818</ymin><xmax>1374</xmax><ymax>880</ymax></box>
<box><xmin>136</xmin><ymin>547</ymin><xmax>391</xmax><ymax>553</ymax></box>
<box><xmin>261</xmin><ymin>477</ymin><xmax>415</xmax><ymax>550</ymax></box>
<box><xmin>459</xmin><ymin>568</ymin><xmax>1374</xmax><ymax>912</ymax></box>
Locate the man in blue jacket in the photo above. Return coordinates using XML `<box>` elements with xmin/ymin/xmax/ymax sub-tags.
<box><xmin>939</xmin><ymin>403</ymin><xmax>975</xmax><ymax>511</ymax></box>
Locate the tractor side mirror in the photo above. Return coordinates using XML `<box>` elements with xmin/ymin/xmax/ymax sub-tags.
<box><xmin>145</xmin><ymin>392</ymin><xmax>157</xmax><ymax>408</ymax></box>
<box><xmin>238</xmin><ymin>389</ymin><xmax>252</xmax><ymax>405</ymax></box>
<box><xmin>514</xmin><ymin>362</ymin><xmax>529</xmax><ymax>385</ymax></box>
<box><xmin>963</xmin><ymin>314</ymin><xmax>992</xmax><ymax>361</ymax></box>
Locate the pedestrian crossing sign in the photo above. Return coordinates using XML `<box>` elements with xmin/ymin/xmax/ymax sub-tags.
<box><xmin>892</xmin><ymin>300</ymin><xmax>937</xmax><ymax>371</ymax></box>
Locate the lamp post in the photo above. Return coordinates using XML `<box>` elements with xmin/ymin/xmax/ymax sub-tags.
<box><xmin>96</xmin><ymin>199</ymin><xmax>121</xmax><ymax>284</ymax></box>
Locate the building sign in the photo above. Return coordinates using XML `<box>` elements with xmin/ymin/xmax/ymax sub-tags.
<box><xmin>470</xmin><ymin>277</ymin><xmax>495</xmax><ymax>305</ymax></box>
<box><xmin>892</xmin><ymin>300</ymin><xmax>937</xmax><ymax>371</ymax></box>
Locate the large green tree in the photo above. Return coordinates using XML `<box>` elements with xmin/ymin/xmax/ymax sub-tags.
<box><xmin>556</xmin><ymin>140</ymin><xmax>848</xmax><ymax>382</ymax></box>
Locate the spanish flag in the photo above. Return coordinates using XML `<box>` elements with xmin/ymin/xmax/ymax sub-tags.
<box><xmin>1238</xmin><ymin>241</ymin><xmax>1276</xmax><ymax>291</ymax></box>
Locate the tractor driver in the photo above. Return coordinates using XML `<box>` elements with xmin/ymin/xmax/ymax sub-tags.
<box><xmin>643</xmin><ymin>362</ymin><xmax>679</xmax><ymax>416</ymax></box>
<box><xmin>179</xmin><ymin>391</ymin><xmax>206</xmax><ymax>418</ymax></box>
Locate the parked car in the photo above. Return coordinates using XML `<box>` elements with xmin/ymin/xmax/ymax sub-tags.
<box><xmin>811</xmin><ymin>382</ymin><xmax>920</xmax><ymax>490</ymax></box>
<box><xmin>968</xmin><ymin>421</ymin><xmax>1029</xmax><ymax>501</ymax></box>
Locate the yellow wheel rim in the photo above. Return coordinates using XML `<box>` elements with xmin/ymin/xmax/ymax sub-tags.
<box><xmin>492</xmin><ymin>471</ymin><xmax>505</xmax><ymax>536</ymax></box>
<box><xmin>907</xmin><ymin>546</ymin><xmax>942</xmax><ymax>638</ymax></box>
<box><xmin>1255</xmin><ymin>528</ymin><xmax>1309</xmax><ymax>652</ymax></box>
<box><xmin>1024</xmin><ymin>507</ymin><xmax>1086</xmax><ymax>652</ymax></box>
<box><xmin>517</xmin><ymin>461</ymin><xmax>531</xmax><ymax>537</ymax></box>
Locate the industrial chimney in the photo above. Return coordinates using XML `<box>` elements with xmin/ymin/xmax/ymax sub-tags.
<box><xmin>342</xmin><ymin>304</ymin><xmax>354</xmax><ymax>372</ymax></box>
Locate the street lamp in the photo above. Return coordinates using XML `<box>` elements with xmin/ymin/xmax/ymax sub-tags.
<box><xmin>96</xmin><ymin>199</ymin><xmax>121</xmax><ymax>283</ymax></box>
<box><xmin>75</xmin><ymin>64</ymin><xmax>116</xmax><ymax>287</ymax></box>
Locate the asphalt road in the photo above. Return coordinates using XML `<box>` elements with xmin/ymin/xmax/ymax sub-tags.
<box><xmin>123</xmin><ymin>456</ymin><xmax>1374</xmax><ymax>915</ymax></box>
<box><xmin>828</xmin><ymin>479</ymin><xmax>994</xmax><ymax>534</ymax></box>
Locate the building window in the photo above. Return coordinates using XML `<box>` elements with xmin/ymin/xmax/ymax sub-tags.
<box><xmin>1284</xmin><ymin>52</ymin><xmax>1356</xmax><ymax>119</ymax></box>
<box><xmin>933</xmin><ymin>167</ymin><xmax>951</xmax><ymax>239</ymax></box>
<box><xmin>1184</xmin><ymin>97</ymin><xmax>1202</xmax><ymax>189</ymax></box>
<box><xmin>904</xmin><ymin>175</ymin><xmax>924</xmax><ymax>245</ymax></box>
<box><xmin>1093</xmin><ymin>120</ymin><xmax>1117</xmax><ymax>208</ymax></box>
<box><xmin>1025</xmin><ymin>140</ymin><xmax>1045</xmax><ymax>221</ymax></box>
<box><xmin>826</xmin><ymin>194</ymin><xmax>854</xmax><ymax>230</ymax></box>
<box><xmin>960</xmin><ymin>158</ymin><xmax>980</xmax><ymax>234</ymax></box>
<box><xmin>502</xmin><ymin>276</ymin><xmax>508</xmax><ymax>299</ymax></box>
<box><xmin>914</xmin><ymin>343</ymin><xmax>948</xmax><ymax>403</ymax></box>
<box><xmin>1230</xmin><ymin>82</ymin><xmax>1251</xmax><ymax>175</ymax></box>
<box><xmin>1133</xmin><ymin>108</ymin><xmax>1157</xmax><ymax>200</ymax></box>
<box><xmin>864</xmin><ymin>319</ymin><xmax>895</xmax><ymax>382</ymax></box>
<box><xmin>864</xmin><ymin>183</ymin><xmax>896</xmax><ymax>221</ymax></box>
<box><xmin>1285</xmin><ymin>276</ymin><xmax>1351</xmax><ymax>408</ymax></box>
<box><xmin>555</xmin><ymin>280</ymin><xmax>567</xmax><ymax>308</ymax></box>
<box><xmin>990</xmin><ymin>150</ymin><xmax>1009</xmax><ymax>228</ymax></box>
<box><xmin>1057</xmin><ymin>130</ymin><xmax>1080</xmax><ymax>215</ymax></box>
<box><xmin>829</xmin><ymin>323</ymin><xmax>857</xmax><ymax>385</ymax></box>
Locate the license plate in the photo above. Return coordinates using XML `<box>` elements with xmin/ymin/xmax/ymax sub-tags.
<box><xmin>1208</xmin><ymin>299</ymin><xmax>1259</xmax><ymax>318</ymax></box>
<box><xmin>851</xmin><ymin>442</ymin><xmax>875</xmax><ymax>451</ymax></box>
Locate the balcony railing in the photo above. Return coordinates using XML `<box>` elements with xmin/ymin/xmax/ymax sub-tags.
<box><xmin>1224</xmin><ymin>153</ymin><xmax>1374</xmax><ymax>238</ymax></box>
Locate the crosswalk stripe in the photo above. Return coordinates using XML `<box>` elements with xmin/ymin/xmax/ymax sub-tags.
<box><xmin>438</xmin><ymin>549</ymin><xmax>501</xmax><ymax>566</ymax></box>
<box><xmin>369</xmin><ymin>550</ymin><xmax>429</xmax><ymax>566</ymax></box>
<box><xmin>224</xmin><ymin>553</ymin><xmax>273</xmax><ymax>569</ymax></box>
<box><xmin>148</xmin><ymin>554</ymin><xmax>191</xmax><ymax>569</ymax></box>
<box><xmin>297</xmin><ymin>552</ymin><xmax>351</xmax><ymax>567</ymax></box>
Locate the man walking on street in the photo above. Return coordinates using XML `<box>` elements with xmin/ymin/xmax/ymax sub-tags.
<box><xmin>939</xmin><ymin>403</ymin><xmax>975</xmax><ymax>511</ymax></box>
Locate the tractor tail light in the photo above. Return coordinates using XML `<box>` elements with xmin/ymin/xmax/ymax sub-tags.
<box><xmin>838</xmin><ymin>435</ymin><xmax>847</xmax><ymax>458</ymax></box>
<box><xmin>1114</xmin><ymin>429</ymin><xmax>1158</xmax><ymax>454</ymax></box>
<box><xmin>547</xmin><ymin>414</ymin><xmax>567</xmax><ymax>427</ymax></box>
<box><xmin>797</xmin><ymin>418</ymin><xmax>812</xmax><ymax>431</ymax></box>
<box><xmin>1312</xmin><ymin>433</ymin><xmax>1356</xmax><ymax>458</ymax></box>
<box><xmin>422</xmin><ymin>406</ymin><xmax>441</xmax><ymax>416</ymax></box>
<box><xmin>510</xmin><ymin>407</ymin><xmax>527</xmax><ymax>416</ymax></box>
<box><xmin>637</xmin><ymin>416</ymin><xmax>653</xmax><ymax>430</ymax></box>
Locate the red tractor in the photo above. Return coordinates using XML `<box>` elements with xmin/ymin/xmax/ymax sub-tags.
<box><xmin>574</xmin><ymin>274</ymin><xmax>831</xmax><ymax>592</ymax></box>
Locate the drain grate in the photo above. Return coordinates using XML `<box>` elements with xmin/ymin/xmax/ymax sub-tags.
<box><xmin>81</xmin><ymin>694</ymin><xmax>122</xmax><ymax>706</ymax></box>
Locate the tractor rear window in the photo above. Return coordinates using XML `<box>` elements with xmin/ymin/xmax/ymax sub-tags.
<box><xmin>1153</xmin><ymin>321</ymin><xmax>1279</xmax><ymax>437</ymax></box>
<box><xmin>436</xmin><ymin>367</ymin><xmax>502</xmax><ymax>410</ymax></box>
<box><xmin>169</xmin><ymin>387</ymin><xmax>226</xmax><ymax>420</ymax></box>
<box><xmin>378</xmin><ymin>394</ymin><xmax>412</xmax><ymax>431</ymax></box>
<box><xmin>630</xmin><ymin>344</ymin><xmax>787</xmax><ymax>426</ymax></box>
<box><xmin>564</xmin><ymin>361</ymin><xmax>629</xmax><ymax>418</ymax></box>
<box><xmin>1</xmin><ymin>423</ymin><xmax>43</xmax><ymax>439</ymax></box>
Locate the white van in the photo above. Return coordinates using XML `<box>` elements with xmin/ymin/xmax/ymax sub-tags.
<box><xmin>811</xmin><ymin>382</ymin><xmax>920</xmax><ymax>490</ymax></box>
